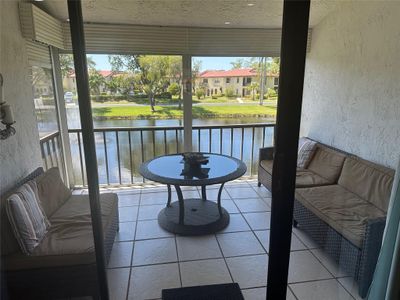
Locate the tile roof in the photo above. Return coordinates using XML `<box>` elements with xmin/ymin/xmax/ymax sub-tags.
<box><xmin>199</xmin><ymin>68</ymin><xmax>257</xmax><ymax>78</ymax></box>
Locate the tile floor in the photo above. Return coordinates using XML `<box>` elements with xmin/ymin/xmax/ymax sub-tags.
<box><xmin>79</xmin><ymin>180</ymin><xmax>363</xmax><ymax>300</ymax></box>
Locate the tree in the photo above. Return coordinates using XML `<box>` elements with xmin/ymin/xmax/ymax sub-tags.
<box><xmin>168</xmin><ymin>82</ymin><xmax>181</xmax><ymax>98</ymax></box>
<box><xmin>246</xmin><ymin>82</ymin><xmax>259</xmax><ymax>101</ymax></box>
<box><xmin>60</xmin><ymin>54</ymin><xmax>96</xmax><ymax>77</ymax></box>
<box><xmin>138</xmin><ymin>55</ymin><xmax>170</xmax><ymax>112</ymax></box>
<box><xmin>106</xmin><ymin>76</ymin><xmax>120</xmax><ymax>95</ymax></box>
<box><xmin>192</xmin><ymin>59</ymin><xmax>202</xmax><ymax>92</ymax></box>
<box><xmin>230</xmin><ymin>58</ymin><xmax>245</xmax><ymax>69</ymax></box>
<box><xmin>88</xmin><ymin>70</ymin><xmax>105</xmax><ymax>100</ymax></box>
<box><xmin>168</xmin><ymin>56</ymin><xmax>183</xmax><ymax>109</ymax></box>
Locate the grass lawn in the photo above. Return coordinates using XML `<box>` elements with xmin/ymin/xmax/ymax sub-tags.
<box><xmin>92</xmin><ymin>104</ymin><xmax>276</xmax><ymax>119</ymax></box>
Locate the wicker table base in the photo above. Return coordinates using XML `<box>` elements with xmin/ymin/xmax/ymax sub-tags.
<box><xmin>158</xmin><ymin>199</ymin><xmax>230</xmax><ymax>235</ymax></box>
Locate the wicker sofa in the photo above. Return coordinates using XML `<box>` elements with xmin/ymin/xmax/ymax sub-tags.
<box><xmin>258</xmin><ymin>141</ymin><xmax>394</xmax><ymax>298</ymax></box>
<box><xmin>0</xmin><ymin>167</ymin><xmax>119</xmax><ymax>299</ymax></box>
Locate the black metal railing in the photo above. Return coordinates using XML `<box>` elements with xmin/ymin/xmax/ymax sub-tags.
<box><xmin>39</xmin><ymin>131</ymin><xmax>65</xmax><ymax>179</ymax></box>
<box><xmin>68</xmin><ymin>123</ymin><xmax>275</xmax><ymax>186</ymax></box>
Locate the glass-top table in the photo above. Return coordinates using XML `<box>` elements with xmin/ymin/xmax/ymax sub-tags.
<box><xmin>139</xmin><ymin>153</ymin><xmax>247</xmax><ymax>235</ymax></box>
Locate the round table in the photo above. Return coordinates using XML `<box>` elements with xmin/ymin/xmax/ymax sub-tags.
<box><xmin>139</xmin><ymin>153</ymin><xmax>247</xmax><ymax>235</ymax></box>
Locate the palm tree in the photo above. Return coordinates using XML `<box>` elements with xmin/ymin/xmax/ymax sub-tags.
<box><xmin>247</xmin><ymin>82</ymin><xmax>259</xmax><ymax>101</ymax></box>
<box><xmin>88</xmin><ymin>70</ymin><xmax>105</xmax><ymax>101</ymax></box>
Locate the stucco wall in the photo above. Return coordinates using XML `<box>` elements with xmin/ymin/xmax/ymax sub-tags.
<box><xmin>0</xmin><ymin>1</ymin><xmax>42</xmax><ymax>194</ymax></box>
<box><xmin>301</xmin><ymin>1</ymin><xmax>400</xmax><ymax>169</ymax></box>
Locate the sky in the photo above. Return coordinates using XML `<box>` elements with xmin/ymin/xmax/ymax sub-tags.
<box><xmin>90</xmin><ymin>54</ymin><xmax>246</xmax><ymax>71</ymax></box>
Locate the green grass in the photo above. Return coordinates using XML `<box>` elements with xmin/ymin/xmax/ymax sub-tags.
<box><xmin>93</xmin><ymin>105</ymin><xmax>276</xmax><ymax>119</ymax></box>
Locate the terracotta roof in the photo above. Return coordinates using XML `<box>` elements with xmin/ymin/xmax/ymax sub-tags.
<box><xmin>199</xmin><ymin>68</ymin><xmax>257</xmax><ymax>78</ymax></box>
<box><xmin>199</xmin><ymin>68</ymin><xmax>278</xmax><ymax>78</ymax></box>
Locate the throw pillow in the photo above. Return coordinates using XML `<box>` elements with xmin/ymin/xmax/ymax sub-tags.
<box><xmin>297</xmin><ymin>138</ymin><xmax>317</xmax><ymax>169</ymax></box>
<box><xmin>6</xmin><ymin>181</ymin><xmax>50</xmax><ymax>255</ymax></box>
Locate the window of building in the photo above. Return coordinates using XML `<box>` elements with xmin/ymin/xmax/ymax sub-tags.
<box><xmin>246</xmin><ymin>77</ymin><xmax>252</xmax><ymax>84</ymax></box>
<box><xmin>237</xmin><ymin>78</ymin><xmax>240</xmax><ymax>83</ymax></box>
<box><xmin>203</xmin><ymin>78</ymin><xmax>208</xmax><ymax>83</ymax></box>
<box><xmin>214</xmin><ymin>79</ymin><xmax>220</xmax><ymax>84</ymax></box>
<box><xmin>274</xmin><ymin>77</ymin><xmax>279</xmax><ymax>86</ymax></box>
<box><xmin>226</xmin><ymin>77</ymin><xmax>231</xmax><ymax>83</ymax></box>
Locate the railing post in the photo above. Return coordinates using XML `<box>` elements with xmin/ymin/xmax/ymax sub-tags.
<box><xmin>182</xmin><ymin>54</ymin><xmax>192</xmax><ymax>152</ymax></box>
<box><xmin>50</xmin><ymin>46</ymin><xmax>75</xmax><ymax>188</ymax></box>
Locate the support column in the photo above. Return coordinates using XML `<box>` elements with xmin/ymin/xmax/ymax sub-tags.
<box><xmin>67</xmin><ymin>1</ymin><xmax>109</xmax><ymax>299</ymax></box>
<box><xmin>50</xmin><ymin>46</ymin><xmax>74</xmax><ymax>188</ymax></box>
<box><xmin>182</xmin><ymin>54</ymin><xmax>192</xmax><ymax>152</ymax></box>
<box><xmin>266</xmin><ymin>0</ymin><xmax>310</xmax><ymax>299</ymax></box>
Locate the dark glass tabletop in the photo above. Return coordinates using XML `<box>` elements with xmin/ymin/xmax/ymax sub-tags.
<box><xmin>140</xmin><ymin>153</ymin><xmax>247</xmax><ymax>186</ymax></box>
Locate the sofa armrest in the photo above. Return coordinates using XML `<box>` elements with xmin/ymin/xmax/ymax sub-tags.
<box><xmin>259</xmin><ymin>147</ymin><xmax>274</xmax><ymax>162</ymax></box>
<box><xmin>358</xmin><ymin>217</ymin><xmax>386</xmax><ymax>298</ymax></box>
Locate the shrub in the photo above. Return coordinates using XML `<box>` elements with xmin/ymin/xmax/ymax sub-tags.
<box><xmin>195</xmin><ymin>89</ymin><xmax>205</xmax><ymax>100</ymax></box>
<box><xmin>265</xmin><ymin>88</ymin><xmax>277</xmax><ymax>99</ymax></box>
<box><xmin>225</xmin><ymin>87</ymin><xmax>235</xmax><ymax>98</ymax></box>
<box><xmin>155</xmin><ymin>92</ymin><xmax>172</xmax><ymax>99</ymax></box>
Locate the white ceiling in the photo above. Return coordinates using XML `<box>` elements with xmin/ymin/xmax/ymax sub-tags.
<box><xmin>38</xmin><ymin>0</ymin><xmax>338</xmax><ymax>29</ymax></box>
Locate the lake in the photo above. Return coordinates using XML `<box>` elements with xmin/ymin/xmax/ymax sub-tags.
<box><xmin>38</xmin><ymin>107</ymin><xmax>275</xmax><ymax>185</ymax></box>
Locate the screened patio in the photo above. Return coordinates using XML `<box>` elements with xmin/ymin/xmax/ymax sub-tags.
<box><xmin>1</xmin><ymin>1</ymin><xmax>399</xmax><ymax>300</ymax></box>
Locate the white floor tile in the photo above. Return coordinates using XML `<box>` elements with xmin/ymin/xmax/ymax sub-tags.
<box><xmin>225</xmin><ymin>181</ymin><xmax>251</xmax><ymax>188</ymax></box>
<box><xmin>254</xmin><ymin>230</ymin><xmax>307</xmax><ymax>253</ymax></box>
<box><xmin>132</xmin><ymin>238</ymin><xmax>177</xmax><ymax>266</ymax></box>
<box><xmin>243</xmin><ymin>212</ymin><xmax>271</xmax><ymax>230</ymax></box>
<box><xmin>129</xmin><ymin>263</ymin><xmax>180</xmax><ymax>300</ymax></box>
<box><xmin>108</xmin><ymin>242</ymin><xmax>133</xmax><ymax>268</ymax></box>
<box><xmin>241</xmin><ymin>287</ymin><xmax>296</xmax><ymax>300</ymax></box>
<box><xmin>338</xmin><ymin>277</ymin><xmax>364</xmax><ymax>300</ymax></box>
<box><xmin>217</xmin><ymin>231</ymin><xmax>265</xmax><ymax>257</ymax></box>
<box><xmin>135</xmin><ymin>219</ymin><xmax>174</xmax><ymax>240</ymax></box>
<box><xmin>118</xmin><ymin>194</ymin><xmax>140</xmax><ymax>207</ymax></box>
<box><xmin>311</xmin><ymin>248</ymin><xmax>349</xmax><ymax>277</ymax></box>
<box><xmin>180</xmin><ymin>259</ymin><xmax>232</xmax><ymax>287</ymax></box>
<box><xmin>107</xmin><ymin>267</ymin><xmax>130</xmax><ymax>300</ymax></box>
<box><xmin>292</xmin><ymin>227</ymin><xmax>320</xmax><ymax>249</ymax></box>
<box><xmin>242</xmin><ymin>287</ymin><xmax>266</xmax><ymax>300</ymax></box>
<box><xmin>221</xmin><ymin>199</ymin><xmax>240</xmax><ymax>213</ymax></box>
<box><xmin>253</xmin><ymin>186</ymin><xmax>272</xmax><ymax>198</ymax></box>
<box><xmin>138</xmin><ymin>204</ymin><xmax>164</xmax><ymax>220</ymax></box>
<box><xmin>220</xmin><ymin>214</ymin><xmax>251</xmax><ymax>233</ymax></box>
<box><xmin>290</xmin><ymin>279</ymin><xmax>354</xmax><ymax>300</ymax></box>
<box><xmin>205</xmin><ymin>188</ymin><xmax>231</xmax><ymax>200</ymax></box>
<box><xmin>226</xmin><ymin>254</ymin><xmax>268</xmax><ymax>289</ymax></box>
<box><xmin>115</xmin><ymin>221</ymin><xmax>136</xmax><ymax>242</ymax></box>
<box><xmin>119</xmin><ymin>206</ymin><xmax>138</xmax><ymax>222</ymax></box>
<box><xmin>115</xmin><ymin>188</ymin><xmax>141</xmax><ymax>195</ymax></box>
<box><xmin>140</xmin><ymin>191</ymin><xmax>170</xmax><ymax>205</ymax></box>
<box><xmin>228</xmin><ymin>187</ymin><xmax>260</xmax><ymax>199</ymax></box>
<box><xmin>176</xmin><ymin>235</ymin><xmax>222</xmax><ymax>261</ymax></box>
<box><xmin>233</xmin><ymin>198</ymin><xmax>271</xmax><ymax>213</ymax></box>
<box><xmin>288</xmin><ymin>250</ymin><xmax>333</xmax><ymax>283</ymax></box>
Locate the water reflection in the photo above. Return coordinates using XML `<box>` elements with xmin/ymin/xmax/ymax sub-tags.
<box><xmin>40</xmin><ymin>106</ymin><xmax>274</xmax><ymax>185</ymax></box>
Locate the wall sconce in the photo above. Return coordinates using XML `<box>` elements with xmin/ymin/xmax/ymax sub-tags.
<box><xmin>0</xmin><ymin>74</ymin><xmax>16</xmax><ymax>140</ymax></box>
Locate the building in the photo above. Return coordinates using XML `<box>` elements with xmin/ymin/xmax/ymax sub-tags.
<box><xmin>196</xmin><ymin>68</ymin><xmax>278</xmax><ymax>97</ymax></box>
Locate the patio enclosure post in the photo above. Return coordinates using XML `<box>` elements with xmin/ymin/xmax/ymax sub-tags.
<box><xmin>67</xmin><ymin>0</ymin><xmax>109</xmax><ymax>299</ymax></box>
<box><xmin>267</xmin><ymin>0</ymin><xmax>310</xmax><ymax>299</ymax></box>
<box><xmin>182</xmin><ymin>54</ymin><xmax>192</xmax><ymax>152</ymax></box>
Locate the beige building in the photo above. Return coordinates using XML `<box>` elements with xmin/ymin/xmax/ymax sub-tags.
<box><xmin>195</xmin><ymin>68</ymin><xmax>278</xmax><ymax>97</ymax></box>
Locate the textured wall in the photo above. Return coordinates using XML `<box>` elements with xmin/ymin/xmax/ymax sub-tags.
<box><xmin>301</xmin><ymin>1</ymin><xmax>400</xmax><ymax>169</ymax></box>
<box><xmin>0</xmin><ymin>1</ymin><xmax>42</xmax><ymax>194</ymax></box>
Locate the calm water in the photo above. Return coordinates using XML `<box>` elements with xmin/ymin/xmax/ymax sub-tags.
<box><xmin>39</xmin><ymin>107</ymin><xmax>275</xmax><ymax>185</ymax></box>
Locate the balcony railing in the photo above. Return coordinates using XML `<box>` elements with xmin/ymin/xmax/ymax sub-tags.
<box><xmin>41</xmin><ymin>123</ymin><xmax>275</xmax><ymax>187</ymax></box>
<box><xmin>39</xmin><ymin>131</ymin><xmax>66</xmax><ymax>180</ymax></box>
